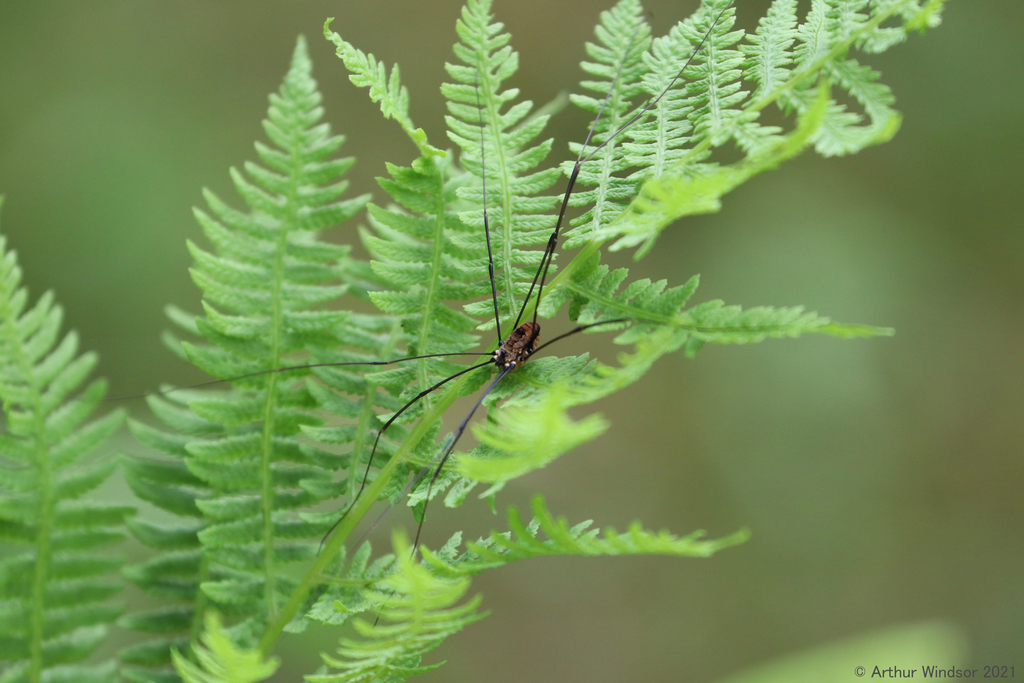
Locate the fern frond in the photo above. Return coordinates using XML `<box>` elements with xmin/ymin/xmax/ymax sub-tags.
<box><xmin>545</xmin><ymin>248</ymin><xmax>890</xmax><ymax>343</ymax></box>
<box><xmin>460</xmin><ymin>385</ymin><xmax>609</xmax><ymax>483</ymax></box>
<box><xmin>308</xmin><ymin>532</ymin><xmax>484</xmax><ymax>683</ymax></box>
<box><xmin>303</xmin><ymin>542</ymin><xmax>395</xmax><ymax>628</ymax></box>
<box><xmin>423</xmin><ymin>496</ymin><xmax>749</xmax><ymax>576</ymax></box>
<box><xmin>547</xmin><ymin>0</ymin><xmax>947</xmax><ymax>257</ymax></box>
<box><xmin>122</xmin><ymin>36</ymin><xmax>374</xmax><ymax>677</ymax></box>
<box><xmin>0</xmin><ymin>209</ymin><xmax>128</xmax><ymax>683</ymax></box>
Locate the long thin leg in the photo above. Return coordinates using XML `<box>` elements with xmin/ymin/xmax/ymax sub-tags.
<box><xmin>530</xmin><ymin>318</ymin><xmax>630</xmax><ymax>356</ymax></box>
<box><xmin>318</xmin><ymin>359</ymin><xmax>494</xmax><ymax>551</ymax></box>
<box><xmin>475</xmin><ymin>80</ymin><xmax>503</xmax><ymax>344</ymax></box>
<box><xmin>107</xmin><ymin>350</ymin><xmax>491</xmax><ymax>401</ymax></box>
<box><xmin>411</xmin><ymin>366</ymin><xmax>512</xmax><ymax>553</ymax></box>
<box><xmin>511</xmin><ymin>41</ymin><xmax>629</xmax><ymax>332</ymax></box>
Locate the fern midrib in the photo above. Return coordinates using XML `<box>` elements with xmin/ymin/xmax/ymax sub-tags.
<box><xmin>188</xmin><ymin>551</ymin><xmax>212</xmax><ymax>656</ymax></box>
<box><xmin>0</xmin><ymin>291</ymin><xmax>49</xmax><ymax>683</ymax></box>
<box><xmin>652</xmin><ymin>74</ymin><xmax>673</xmax><ymax>178</ymax></box>
<box><xmin>482</xmin><ymin>76</ymin><xmax>517</xmax><ymax>326</ymax></box>
<box><xmin>705</xmin><ymin>22</ymin><xmax>727</xmax><ymax>135</ymax></box>
<box><xmin>414</xmin><ymin>158</ymin><xmax>449</xmax><ymax>390</ymax></box>
<box><xmin>256</xmin><ymin>121</ymin><xmax>305</xmax><ymax>619</ymax></box>
<box><xmin>584</xmin><ymin>82</ymin><xmax>631</xmax><ymax>240</ymax></box>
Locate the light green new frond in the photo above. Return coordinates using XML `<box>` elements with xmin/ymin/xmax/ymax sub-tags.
<box><xmin>0</xmin><ymin>214</ymin><xmax>128</xmax><ymax>683</ymax></box>
<box><xmin>460</xmin><ymin>385</ymin><xmax>609</xmax><ymax>483</ymax></box>
<box><xmin>423</xmin><ymin>496</ymin><xmax>749</xmax><ymax>576</ymax></box>
<box><xmin>323</xmin><ymin>20</ymin><xmax>443</xmax><ymax>158</ymax></box>
<box><xmin>308</xmin><ymin>532</ymin><xmax>484</xmax><ymax>683</ymax></box>
<box><xmin>443</xmin><ymin>0</ymin><xmax>562</xmax><ymax>327</ymax></box>
<box><xmin>172</xmin><ymin>613</ymin><xmax>279</xmax><ymax>683</ymax></box>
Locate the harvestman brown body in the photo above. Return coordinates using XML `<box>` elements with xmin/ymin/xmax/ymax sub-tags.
<box><xmin>495</xmin><ymin>322</ymin><xmax>540</xmax><ymax>370</ymax></box>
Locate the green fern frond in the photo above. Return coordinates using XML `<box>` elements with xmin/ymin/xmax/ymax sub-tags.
<box><xmin>323</xmin><ymin>20</ymin><xmax>443</xmax><ymax>159</ymax></box>
<box><xmin>308</xmin><ymin>531</ymin><xmax>485</xmax><ymax>683</ymax></box>
<box><xmin>121</xmin><ymin>35</ymin><xmax>375</xmax><ymax>677</ymax></box>
<box><xmin>0</xmin><ymin>208</ymin><xmax>128</xmax><ymax>683</ymax></box>
<box><xmin>544</xmin><ymin>248</ymin><xmax>891</xmax><ymax>344</ymax></box>
<box><xmin>171</xmin><ymin>613</ymin><xmax>278</xmax><ymax>683</ymax></box>
<box><xmin>423</xmin><ymin>496</ymin><xmax>749</xmax><ymax>576</ymax></box>
<box><xmin>442</xmin><ymin>0</ymin><xmax>563</xmax><ymax>327</ymax></box>
<box><xmin>460</xmin><ymin>384</ymin><xmax>609</xmax><ymax>483</ymax></box>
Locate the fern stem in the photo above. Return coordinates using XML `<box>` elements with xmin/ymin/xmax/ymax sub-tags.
<box><xmin>255</xmin><ymin>107</ymin><xmax>310</xmax><ymax>622</ymax></box>
<box><xmin>259</xmin><ymin>367</ymin><xmax>281</xmax><ymax>619</ymax></box>
<box><xmin>28</xmin><ymin>432</ymin><xmax>50</xmax><ymax>683</ymax></box>
<box><xmin>188</xmin><ymin>550</ymin><xmax>213</xmax><ymax>656</ymax></box>
<box><xmin>28</xmin><ymin>413</ymin><xmax>50</xmax><ymax>683</ymax></box>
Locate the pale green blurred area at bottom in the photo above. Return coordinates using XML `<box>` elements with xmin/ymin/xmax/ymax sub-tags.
<box><xmin>717</xmin><ymin>621</ymin><xmax>969</xmax><ymax>683</ymax></box>
<box><xmin>0</xmin><ymin>1</ymin><xmax>1021</xmax><ymax>682</ymax></box>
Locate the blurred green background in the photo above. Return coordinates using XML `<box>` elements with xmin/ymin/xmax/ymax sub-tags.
<box><xmin>0</xmin><ymin>1</ymin><xmax>1020</xmax><ymax>681</ymax></box>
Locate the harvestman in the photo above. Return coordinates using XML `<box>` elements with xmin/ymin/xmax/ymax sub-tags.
<box><xmin>118</xmin><ymin>0</ymin><xmax>734</xmax><ymax>557</ymax></box>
